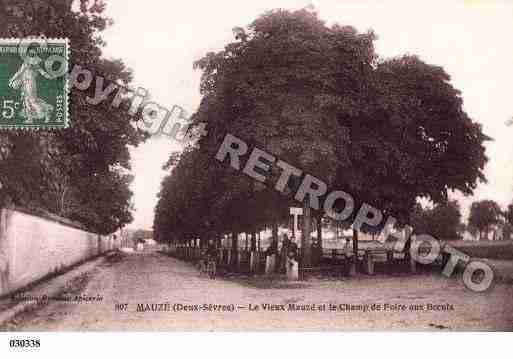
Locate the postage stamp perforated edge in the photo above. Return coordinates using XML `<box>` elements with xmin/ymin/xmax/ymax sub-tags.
<box><xmin>0</xmin><ymin>37</ymin><xmax>70</xmax><ymax>130</ymax></box>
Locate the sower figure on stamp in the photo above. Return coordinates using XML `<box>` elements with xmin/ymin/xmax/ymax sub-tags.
<box><xmin>9</xmin><ymin>49</ymin><xmax>54</xmax><ymax>123</ymax></box>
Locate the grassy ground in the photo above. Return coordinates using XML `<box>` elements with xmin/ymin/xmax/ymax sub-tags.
<box><xmin>446</xmin><ymin>240</ymin><xmax>513</xmax><ymax>260</ymax></box>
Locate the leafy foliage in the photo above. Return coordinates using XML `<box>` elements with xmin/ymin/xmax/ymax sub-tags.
<box><xmin>505</xmin><ymin>203</ymin><xmax>513</xmax><ymax>227</ymax></box>
<box><xmin>154</xmin><ymin>8</ymin><xmax>488</xmax><ymax>249</ymax></box>
<box><xmin>0</xmin><ymin>0</ymin><xmax>146</xmax><ymax>234</ymax></box>
<box><xmin>411</xmin><ymin>200</ymin><xmax>462</xmax><ymax>240</ymax></box>
<box><xmin>468</xmin><ymin>200</ymin><xmax>502</xmax><ymax>240</ymax></box>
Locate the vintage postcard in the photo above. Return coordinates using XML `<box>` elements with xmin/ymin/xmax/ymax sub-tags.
<box><xmin>0</xmin><ymin>0</ymin><xmax>512</xmax><ymax>355</ymax></box>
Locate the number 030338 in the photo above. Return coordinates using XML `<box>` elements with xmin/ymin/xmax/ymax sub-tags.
<box><xmin>9</xmin><ymin>338</ymin><xmax>41</xmax><ymax>348</ymax></box>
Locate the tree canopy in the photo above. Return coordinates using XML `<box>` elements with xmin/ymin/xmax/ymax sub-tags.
<box><xmin>468</xmin><ymin>200</ymin><xmax>502</xmax><ymax>240</ymax></box>
<box><xmin>154</xmin><ymin>8</ymin><xmax>488</xmax><ymax>254</ymax></box>
<box><xmin>0</xmin><ymin>0</ymin><xmax>146</xmax><ymax>234</ymax></box>
<box><xmin>411</xmin><ymin>200</ymin><xmax>462</xmax><ymax>240</ymax></box>
<box><xmin>505</xmin><ymin>202</ymin><xmax>513</xmax><ymax>227</ymax></box>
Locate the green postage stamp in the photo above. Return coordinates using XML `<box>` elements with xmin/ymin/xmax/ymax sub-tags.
<box><xmin>0</xmin><ymin>38</ymin><xmax>69</xmax><ymax>128</ymax></box>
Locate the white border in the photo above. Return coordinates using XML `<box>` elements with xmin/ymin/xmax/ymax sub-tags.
<box><xmin>0</xmin><ymin>332</ymin><xmax>511</xmax><ymax>359</ymax></box>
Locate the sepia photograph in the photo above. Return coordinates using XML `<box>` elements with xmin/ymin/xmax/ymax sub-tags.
<box><xmin>0</xmin><ymin>0</ymin><xmax>512</xmax><ymax>355</ymax></box>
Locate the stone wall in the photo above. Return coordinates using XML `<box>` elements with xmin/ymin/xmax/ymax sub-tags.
<box><xmin>0</xmin><ymin>207</ymin><xmax>118</xmax><ymax>296</ymax></box>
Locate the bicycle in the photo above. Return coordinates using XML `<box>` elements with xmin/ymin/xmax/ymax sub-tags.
<box><xmin>198</xmin><ymin>256</ymin><xmax>216</xmax><ymax>279</ymax></box>
<box><xmin>206</xmin><ymin>258</ymin><xmax>216</xmax><ymax>279</ymax></box>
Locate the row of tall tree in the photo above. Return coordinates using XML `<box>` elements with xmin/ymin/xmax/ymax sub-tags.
<box><xmin>154</xmin><ymin>8</ymin><xmax>489</xmax><ymax>264</ymax></box>
<box><xmin>468</xmin><ymin>200</ymin><xmax>513</xmax><ymax>240</ymax></box>
<box><xmin>411</xmin><ymin>199</ymin><xmax>513</xmax><ymax>241</ymax></box>
<box><xmin>411</xmin><ymin>200</ymin><xmax>463</xmax><ymax>240</ymax></box>
<box><xmin>0</xmin><ymin>0</ymin><xmax>147</xmax><ymax>234</ymax></box>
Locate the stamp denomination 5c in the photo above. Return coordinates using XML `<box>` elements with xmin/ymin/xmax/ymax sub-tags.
<box><xmin>0</xmin><ymin>38</ymin><xmax>69</xmax><ymax>128</ymax></box>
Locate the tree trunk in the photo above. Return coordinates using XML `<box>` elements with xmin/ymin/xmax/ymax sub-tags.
<box><xmin>231</xmin><ymin>230</ymin><xmax>238</xmax><ymax>269</ymax></box>
<box><xmin>272</xmin><ymin>220</ymin><xmax>279</xmax><ymax>245</ymax></box>
<box><xmin>251</xmin><ymin>231</ymin><xmax>257</xmax><ymax>251</ymax></box>
<box><xmin>302</xmin><ymin>199</ymin><xmax>311</xmax><ymax>267</ymax></box>
<box><xmin>291</xmin><ymin>214</ymin><xmax>296</xmax><ymax>238</ymax></box>
<box><xmin>272</xmin><ymin>220</ymin><xmax>279</xmax><ymax>271</ymax></box>
<box><xmin>215</xmin><ymin>232</ymin><xmax>221</xmax><ymax>248</ymax></box>
<box><xmin>59</xmin><ymin>186</ymin><xmax>68</xmax><ymax>215</ymax></box>
<box><xmin>316</xmin><ymin>215</ymin><xmax>323</xmax><ymax>250</ymax></box>
<box><xmin>231</xmin><ymin>231</ymin><xmax>238</xmax><ymax>251</ymax></box>
<box><xmin>352</xmin><ymin>228</ymin><xmax>358</xmax><ymax>274</ymax></box>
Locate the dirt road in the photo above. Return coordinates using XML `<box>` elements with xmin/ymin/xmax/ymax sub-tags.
<box><xmin>2</xmin><ymin>251</ymin><xmax>512</xmax><ymax>330</ymax></box>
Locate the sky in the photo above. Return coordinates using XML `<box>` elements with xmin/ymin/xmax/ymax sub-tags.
<box><xmin>100</xmin><ymin>0</ymin><xmax>513</xmax><ymax>230</ymax></box>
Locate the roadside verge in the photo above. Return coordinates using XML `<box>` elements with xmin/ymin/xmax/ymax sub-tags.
<box><xmin>0</xmin><ymin>253</ymin><xmax>112</xmax><ymax>327</ymax></box>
